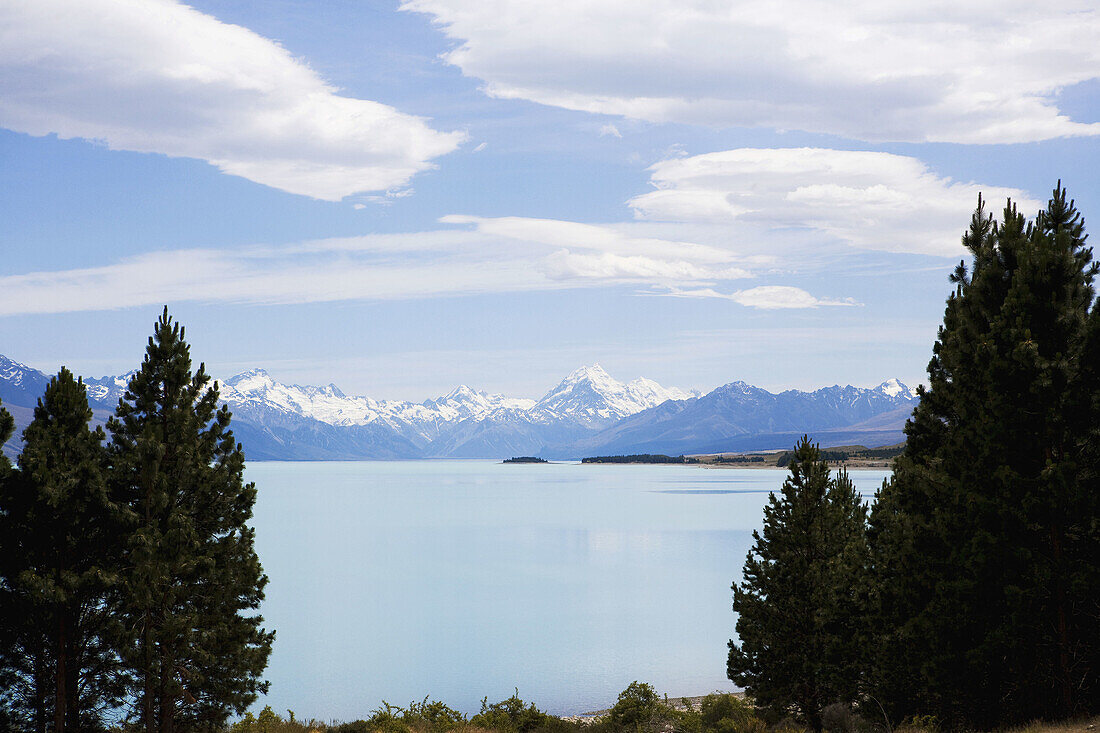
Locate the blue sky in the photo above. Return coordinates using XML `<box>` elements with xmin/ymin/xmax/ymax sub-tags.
<box><xmin>1</xmin><ymin>0</ymin><xmax>1098</xmax><ymax>399</ymax></box>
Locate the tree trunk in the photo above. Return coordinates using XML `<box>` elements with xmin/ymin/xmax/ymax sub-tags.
<box><xmin>1050</xmin><ymin>523</ymin><xmax>1074</xmax><ymax>715</ymax></box>
<box><xmin>160</xmin><ymin>654</ymin><xmax>175</xmax><ymax>733</ymax></box>
<box><xmin>64</xmin><ymin>609</ymin><xmax>80</xmax><ymax>732</ymax></box>
<box><xmin>144</xmin><ymin>617</ymin><xmax>154</xmax><ymax>733</ymax></box>
<box><xmin>54</xmin><ymin>609</ymin><xmax>66</xmax><ymax>733</ymax></box>
<box><xmin>33</xmin><ymin>644</ymin><xmax>49</xmax><ymax>733</ymax></box>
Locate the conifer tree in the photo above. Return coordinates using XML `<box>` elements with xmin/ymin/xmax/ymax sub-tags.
<box><xmin>108</xmin><ymin>308</ymin><xmax>273</xmax><ymax>733</ymax></box>
<box><xmin>869</xmin><ymin>185</ymin><xmax>1100</xmax><ymax>727</ymax></box>
<box><xmin>0</xmin><ymin>396</ymin><xmax>42</xmax><ymax>733</ymax></box>
<box><xmin>728</xmin><ymin>438</ymin><xmax>869</xmax><ymax>731</ymax></box>
<box><xmin>1</xmin><ymin>368</ymin><xmax>127</xmax><ymax>732</ymax></box>
<box><xmin>0</xmin><ymin>373</ymin><xmax>127</xmax><ymax>733</ymax></box>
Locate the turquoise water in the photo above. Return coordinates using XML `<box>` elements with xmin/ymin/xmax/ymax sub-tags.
<box><xmin>246</xmin><ymin>461</ymin><xmax>890</xmax><ymax>720</ymax></box>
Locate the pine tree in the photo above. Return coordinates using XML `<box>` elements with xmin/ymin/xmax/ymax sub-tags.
<box><xmin>2</xmin><ymin>368</ymin><xmax>127</xmax><ymax>732</ymax></box>
<box><xmin>0</xmin><ymin>396</ymin><xmax>43</xmax><ymax>733</ymax></box>
<box><xmin>108</xmin><ymin>308</ymin><xmax>274</xmax><ymax>733</ymax></box>
<box><xmin>728</xmin><ymin>438</ymin><xmax>869</xmax><ymax>731</ymax></box>
<box><xmin>869</xmin><ymin>185</ymin><xmax>1100</xmax><ymax>727</ymax></box>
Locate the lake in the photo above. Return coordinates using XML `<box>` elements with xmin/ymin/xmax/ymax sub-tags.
<box><xmin>246</xmin><ymin>460</ymin><xmax>890</xmax><ymax>720</ymax></box>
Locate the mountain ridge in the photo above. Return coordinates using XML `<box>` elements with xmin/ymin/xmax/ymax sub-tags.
<box><xmin>0</xmin><ymin>353</ymin><xmax>916</xmax><ymax>460</ymax></box>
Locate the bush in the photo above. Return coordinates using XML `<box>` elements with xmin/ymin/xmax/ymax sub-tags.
<box><xmin>328</xmin><ymin>698</ymin><xmax>465</xmax><ymax>733</ymax></box>
<box><xmin>469</xmin><ymin>692</ymin><xmax>549</xmax><ymax>733</ymax></box>
<box><xmin>230</xmin><ymin>706</ymin><xmax>319</xmax><ymax>733</ymax></box>
<box><xmin>404</xmin><ymin>698</ymin><xmax>466</xmax><ymax>732</ymax></box>
<box><xmin>605</xmin><ymin>682</ymin><xmax>673</xmax><ymax>733</ymax></box>
<box><xmin>821</xmin><ymin>704</ymin><xmax>868</xmax><ymax>733</ymax></box>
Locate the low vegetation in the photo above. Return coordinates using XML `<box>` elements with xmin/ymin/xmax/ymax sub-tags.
<box><xmin>222</xmin><ymin>687</ymin><xmax>1100</xmax><ymax>733</ymax></box>
<box><xmin>581</xmin><ymin>454</ymin><xmax>699</xmax><ymax>464</ymax></box>
<box><xmin>225</xmin><ymin>686</ymin><xmax>769</xmax><ymax>733</ymax></box>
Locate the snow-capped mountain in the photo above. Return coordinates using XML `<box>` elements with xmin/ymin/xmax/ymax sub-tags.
<box><xmin>531</xmin><ymin>365</ymin><xmax>698</xmax><ymax>429</ymax></box>
<box><xmin>0</xmin><ymin>352</ymin><xmax>917</xmax><ymax>460</ymax></box>
<box><xmin>0</xmin><ymin>354</ymin><xmax>50</xmax><ymax>407</ymax></box>
<box><xmin>561</xmin><ymin>378</ymin><xmax>918</xmax><ymax>457</ymax></box>
<box><xmin>873</xmin><ymin>378</ymin><xmax>920</xmax><ymax>400</ymax></box>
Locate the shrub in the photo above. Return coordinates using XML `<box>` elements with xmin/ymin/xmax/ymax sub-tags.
<box><xmin>603</xmin><ymin>682</ymin><xmax>678</xmax><ymax>733</ymax></box>
<box><xmin>470</xmin><ymin>691</ymin><xmax>550</xmax><ymax>733</ymax></box>
<box><xmin>404</xmin><ymin>697</ymin><xmax>466</xmax><ymax>732</ymax></box>
<box><xmin>821</xmin><ymin>704</ymin><xmax>868</xmax><ymax>733</ymax></box>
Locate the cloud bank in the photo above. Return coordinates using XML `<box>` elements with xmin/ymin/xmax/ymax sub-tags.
<box><xmin>0</xmin><ymin>144</ymin><xmax>1038</xmax><ymax>315</ymax></box>
<box><xmin>630</xmin><ymin>148</ymin><xmax>1041</xmax><ymax>257</ymax></box>
<box><xmin>0</xmin><ymin>221</ymin><xmax>766</xmax><ymax>316</ymax></box>
<box><xmin>0</xmin><ymin>0</ymin><xmax>465</xmax><ymax>200</ymax></box>
<box><xmin>404</xmin><ymin>0</ymin><xmax>1100</xmax><ymax>143</ymax></box>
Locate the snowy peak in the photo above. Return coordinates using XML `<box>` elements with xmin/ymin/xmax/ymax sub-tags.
<box><xmin>0</xmin><ymin>354</ymin><xmax>37</xmax><ymax>386</ymax></box>
<box><xmin>873</xmin><ymin>378</ymin><xmax>919</xmax><ymax>401</ymax></box>
<box><xmin>225</xmin><ymin>368</ymin><xmax>276</xmax><ymax>393</ymax></box>
<box><xmin>83</xmin><ymin>371</ymin><xmax>136</xmax><ymax>407</ymax></box>
<box><xmin>423</xmin><ymin>385</ymin><xmax>535</xmax><ymax>422</ymax></box>
<box><xmin>535</xmin><ymin>364</ymin><xmax>693</xmax><ymax>428</ymax></box>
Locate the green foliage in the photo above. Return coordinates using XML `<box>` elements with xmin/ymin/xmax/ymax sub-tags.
<box><xmin>774</xmin><ymin>446</ymin><xmax>903</xmax><ymax>467</ymax></box>
<box><xmin>0</xmin><ymin>369</ymin><xmax>126</xmax><ymax>732</ymax></box>
<box><xmin>231</xmin><ymin>706</ymin><xmax>320</xmax><ymax>733</ymax></box>
<box><xmin>106</xmin><ymin>308</ymin><xmax>274</xmax><ymax>732</ymax></box>
<box><xmin>728</xmin><ymin>438</ymin><xmax>869</xmax><ymax>732</ymax></box>
<box><xmin>869</xmin><ymin>186</ymin><xmax>1100</xmax><ymax>728</ymax></box>
<box><xmin>402</xmin><ymin>698</ymin><xmax>466</xmax><ymax>733</ymax></box>
<box><xmin>469</xmin><ymin>691</ymin><xmax>549</xmax><ymax>733</ymax></box>
<box><xmin>602</xmin><ymin>682</ymin><xmax>675</xmax><ymax>733</ymax></box>
<box><xmin>222</xmin><ymin>686</ymin><xmax>766</xmax><ymax>733</ymax></box>
<box><xmin>580</xmin><ymin>455</ymin><xmax>698</xmax><ymax>464</ymax></box>
<box><xmin>699</xmin><ymin>695</ymin><xmax>757</xmax><ymax>733</ymax></box>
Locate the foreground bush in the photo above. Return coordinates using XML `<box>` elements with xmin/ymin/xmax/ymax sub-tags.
<box><xmin>220</xmin><ymin>686</ymin><xmax>768</xmax><ymax>733</ymax></box>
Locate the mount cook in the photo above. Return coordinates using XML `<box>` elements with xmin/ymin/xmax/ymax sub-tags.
<box><xmin>1</xmin><ymin>356</ymin><xmax>917</xmax><ymax>460</ymax></box>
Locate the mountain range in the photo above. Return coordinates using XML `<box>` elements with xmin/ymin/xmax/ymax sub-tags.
<box><xmin>0</xmin><ymin>355</ymin><xmax>917</xmax><ymax>460</ymax></box>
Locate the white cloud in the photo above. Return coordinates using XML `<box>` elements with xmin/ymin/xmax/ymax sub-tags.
<box><xmin>599</xmin><ymin>124</ymin><xmax>622</xmax><ymax>138</ymax></box>
<box><xmin>0</xmin><ymin>221</ymin><xmax>764</xmax><ymax>316</ymax></box>
<box><xmin>545</xmin><ymin>251</ymin><xmax>749</xmax><ymax>282</ymax></box>
<box><xmin>629</xmin><ymin>148</ymin><xmax>1041</xmax><ymax>256</ymax></box>
<box><xmin>403</xmin><ymin>0</ymin><xmax>1100</xmax><ymax>143</ymax></box>
<box><xmin>0</xmin><ymin>0</ymin><xmax>464</xmax><ymax>200</ymax></box>
<box><xmin>663</xmin><ymin>285</ymin><xmax>858</xmax><ymax>309</ymax></box>
<box><xmin>440</xmin><ymin>214</ymin><xmax>739</xmax><ymax>263</ymax></box>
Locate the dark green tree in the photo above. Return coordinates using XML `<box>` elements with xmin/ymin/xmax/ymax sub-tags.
<box><xmin>0</xmin><ymin>395</ymin><xmax>46</xmax><ymax>733</ymax></box>
<box><xmin>869</xmin><ymin>185</ymin><xmax>1100</xmax><ymax>727</ymax></box>
<box><xmin>0</xmin><ymin>372</ymin><xmax>126</xmax><ymax>733</ymax></box>
<box><xmin>108</xmin><ymin>308</ymin><xmax>273</xmax><ymax>733</ymax></box>
<box><xmin>728</xmin><ymin>438</ymin><xmax>869</xmax><ymax>731</ymax></box>
<box><xmin>17</xmin><ymin>369</ymin><xmax>125</xmax><ymax>732</ymax></box>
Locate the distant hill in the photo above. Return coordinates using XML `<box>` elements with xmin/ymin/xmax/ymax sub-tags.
<box><xmin>553</xmin><ymin>380</ymin><xmax>915</xmax><ymax>458</ymax></box>
<box><xmin>0</xmin><ymin>353</ymin><xmax>917</xmax><ymax>461</ymax></box>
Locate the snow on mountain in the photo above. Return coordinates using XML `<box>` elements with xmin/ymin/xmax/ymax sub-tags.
<box><xmin>221</xmin><ymin>370</ymin><xmax>539</xmax><ymax>442</ymax></box>
<box><xmin>0</xmin><ymin>350</ymin><xmax>916</xmax><ymax>459</ymax></box>
<box><xmin>423</xmin><ymin>385</ymin><xmax>536</xmax><ymax>421</ymax></box>
<box><xmin>532</xmin><ymin>364</ymin><xmax>697</xmax><ymax>429</ymax></box>
<box><xmin>0</xmin><ymin>354</ymin><xmax>38</xmax><ymax>388</ymax></box>
<box><xmin>83</xmin><ymin>371</ymin><xmax>137</xmax><ymax>408</ymax></box>
<box><xmin>563</xmin><ymin>378</ymin><xmax>918</xmax><ymax>457</ymax></box>
<box><xmin>873</xmin><ymin>378</ymin><xmax>919</xmax><ymax>400</ymax></box>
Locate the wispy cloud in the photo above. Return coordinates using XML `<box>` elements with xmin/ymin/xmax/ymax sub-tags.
<box><xmin>4</xmin><ymin>141</ymin><xmax>1015</xmax><ymax>315</ymax></box>
<box><xmin>660</xmin><ymin>285</ymin><xmax>859</xmax><ymax>309</ymax></box>
<box><xmin>0</xmin><ymin>0</ymin><xmax>464</xmax><ymax>200</ymax></box>
<box><xmin>0</xmin><ymin>221</ymin><xmax>770</xmax><ymax>316</ymax></box>
<box><xmin>629</xmin><ymin>148</ymin><xmax>1040</xmax><ymax>256</ymax></box>
<box><xmin>403</xmin><ymin>0</ymin><xmax>1100</xmax><ymax>143</ymax></box>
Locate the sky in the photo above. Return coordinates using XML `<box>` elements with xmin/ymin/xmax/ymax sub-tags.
<box><xmin>1</xmin><ymin>0</ymin><xmax>1099</xmax><ymax>400</ymax></box>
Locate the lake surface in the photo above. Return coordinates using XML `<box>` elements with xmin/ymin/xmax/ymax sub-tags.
<box><xmin>246</xmin><ymin>461</ymin><xmax>890</xmax><ymax>720</ymax></box>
